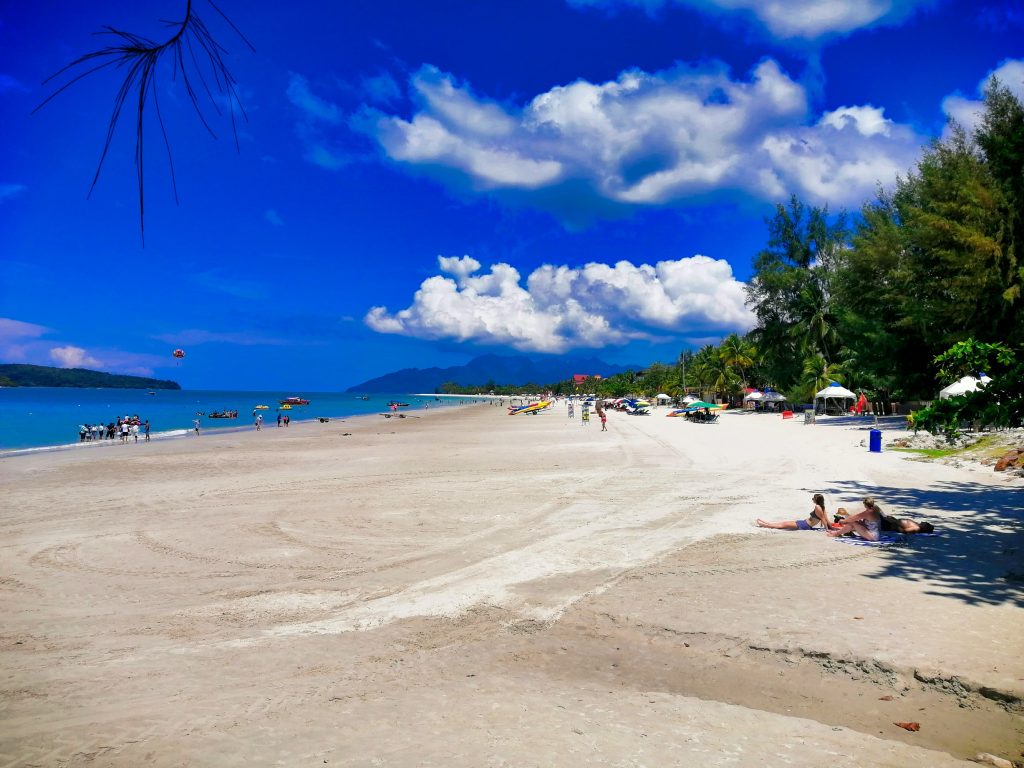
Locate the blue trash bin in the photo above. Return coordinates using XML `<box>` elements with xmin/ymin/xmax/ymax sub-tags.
<box><xmin>869</xmin><ymin>429</ymin><xmax>882</xmax><ymax>453</ymax></box>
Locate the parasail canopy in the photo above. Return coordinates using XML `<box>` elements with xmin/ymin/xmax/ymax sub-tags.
<box><xmin>172</xmin><ymin>349</ymin><xmax>185</xmax><ymax>359</ymax></box>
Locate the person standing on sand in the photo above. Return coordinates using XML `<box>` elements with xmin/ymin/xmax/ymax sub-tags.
<box><xmin>144</xmin><ymin>420</ymin><xmax>150</xmax><ymax>441</ymax></box>
<box><xmin>277</xmin><ymin>413</ymin><xmax>282</xmax><ymax>427</ymax></box>
<box><xmin>193</xmin><ymin>418</ymin><xmax>201</xmax><ymax>435</ymax></box>
<box><xmin>756</xmin><ymin>493</ymin><xmax>832</xmax><ymax>530</ymax></box>
<box><xmin>600</xmin><ymin>410</ymin><xmax>607</xmax><ymax>431</ymax></box>
<box><xmin>255</xmin><ymin>414</ymin><xmax>262</xmax><ymax>431</ymax></box>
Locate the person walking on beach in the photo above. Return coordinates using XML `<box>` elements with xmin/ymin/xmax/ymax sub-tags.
<box><xmin>144</xmin><ymin>420</ymin><xmax>150</xmax><ymax>441</ymax></box>
<box><xmin>756</xmin><ymin>493</ymin><xmax>832</xmax><ymax>530</ymax></box>
<box><xmin>600</xmin><ymin>410</ymin><xmax>607</xmax><ymax>431</ymax></box>
<box><xmin>255</xmin><ymin>413</ymin><xmax>263</xmax><ymax>431</ymax></box>
<box><xmin>193</xmin><ymin>418</ymin><xmax>201</xmax><ymax>435</ymax></box>
<box><xmin>277</xmin><ymin>413</ymin><xmax>282</xmax><ymax>427</ymax></box>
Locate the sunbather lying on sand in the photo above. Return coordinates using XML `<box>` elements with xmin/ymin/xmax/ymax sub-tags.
<box><xmin>756</xmin><ymin>493</ymin><xmax>832</xmax><ymax>530</ymax></box>
<box><xmin>886</xmin><ymin>517</ymin><xmax>935</xmax><ymax>534</ymax></box>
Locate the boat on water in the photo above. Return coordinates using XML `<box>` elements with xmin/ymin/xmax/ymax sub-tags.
<box><xmin>146</xmin><ymin>390</ymin><xmax>156</xmax><ymax>395</ymax></box>
<box><xmin>208</xmin><ymin>410</ymin><xmax>238</xmax><ymax>419</ymax></box>
<box><xmin>280</xmin><ymin>397</ymin><xmax>310</xmax><ymax>405</ymax></box>
<box><xmin>387</xmin><ymin>401</ymin><xmax>410</xmax><ymax>407</ymax></box>
<box><xmin>279</xmin><ymin>404</ymin><xmax>292</xmax><ymax>410</ymax></box>
<box><xmin>254</xmin><ymin>404</ymin><xmax>270</xmax><ymax>410</ymax></box>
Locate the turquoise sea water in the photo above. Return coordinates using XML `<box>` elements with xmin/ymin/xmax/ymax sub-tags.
<box><xmin>0</xmin><ymin>389</ymin><xmax>475</xmax><ymax>452</ymax></box>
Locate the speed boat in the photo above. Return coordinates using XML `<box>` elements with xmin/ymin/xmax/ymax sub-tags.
<box><xmin>280</xmin><ymin>397</ymin><xmax>310</xmax><ymax>405</ymax></box>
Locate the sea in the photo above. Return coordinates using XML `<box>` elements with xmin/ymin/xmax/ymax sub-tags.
<box><xmin>0</xmin><ymin>389</ymin><xmax>480</xmax><ymax>453</ymax></box>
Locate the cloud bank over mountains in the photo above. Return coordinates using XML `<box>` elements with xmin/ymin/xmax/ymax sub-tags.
<box><xmin>366</xmin><ymin>254</ymin><xmax>753</xmax><ymax>353</ymax></box>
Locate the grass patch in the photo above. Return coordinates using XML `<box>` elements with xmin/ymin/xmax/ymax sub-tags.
<box><xmin>891</xmin><ymin>447</ymin><xmax>961</xmax><ymax>458</ymax></box>
<box><xmin>891</xmin><ymin>434</ymin><xmax>1007</xmax><ymax>460</ymax></box>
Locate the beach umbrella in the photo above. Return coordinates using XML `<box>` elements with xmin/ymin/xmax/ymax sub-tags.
<box><xmin>743</xmin><ymin>391</ymin><xmax>763</xmax><ymax>401</ymax></box>
<box><xmin>938</xmin><ymin>374</ymin><xmax>993</xmax><ymax>399</ymax></box>
<box><xmin>761</xmin><ymin>390</ymin><xmax>786</xmax><ymax>402</ymax></box>
<box><xmin>682</xmin><ymin>394</ymin><xmax>700</xmax><ymax>403</ymax></box>
<box><xmin>686</xmin><ymin>400</ymin><xmax>716</xmax><ymax>409</ymax></box>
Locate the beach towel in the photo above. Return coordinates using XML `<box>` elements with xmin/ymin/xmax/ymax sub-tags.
<box><xmin>833</xmin><ymin>532</ymin><xmax>939</xmax><ymax>547</ymax></box>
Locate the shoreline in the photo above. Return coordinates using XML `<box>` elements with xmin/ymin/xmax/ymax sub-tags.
<box><xmin>1</xmin><ymin>405</ymin><xmax>1020</xmax><ymax>765</ymax></box>
<box><xmin>0</xmin><ymin>396</ymin><xmax>481</xmax><ymax>458</ymax></box>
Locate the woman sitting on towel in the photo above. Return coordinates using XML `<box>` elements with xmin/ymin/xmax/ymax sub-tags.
<box><xmin>828</xmin><ymin>496</ymin><xmax>883</xmax><ymax>541</ymax></box>
<box><xmin>756</xmin><ymin>494</ymin><xmax>832</xmax><ymax>531</ymax></box>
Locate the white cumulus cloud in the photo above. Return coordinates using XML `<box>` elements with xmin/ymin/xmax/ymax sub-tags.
<box><xmin>942</xmin><ymin>58</ymin><xmax>1024</xmax><ymax>137</ymax></box>
<box><xmin>568</xmin><ymin>0</ymin><xmax>932</xmax><ymax>39</ymax></box>
<box><xmin>359</xmin><ymin>59</ymin><xmax>925</xmax><ymax>213</ymax></box>
<box><xmin>49</xmin><ymin>345</ymin><xmax>102</xmax><ymax>369</ymax></box>
<box><xmin>365</xmin><ymin>254</ymin><xmax>753</xmax><ymax>353</ymax></box>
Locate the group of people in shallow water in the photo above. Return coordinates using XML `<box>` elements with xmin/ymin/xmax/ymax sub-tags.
<box><xmin>78</xmin><ymin>415</ymin><xmax>150</xmax><ymax>444</ymax></box>
<box><xmin>757</xmin><ymin>493</ymin><xmax>934</xmax><ymax>541</ymax></box>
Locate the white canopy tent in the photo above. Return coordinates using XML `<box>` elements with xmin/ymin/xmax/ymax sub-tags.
<box><xmin>743</xmin><ymin>391</ymin><xmax>763</xmax><ymax>402</ymax></box>
<box><xmin>655</xmin><ymin>393</ymin><xmax>672</xmax><ymax>402</ymax></box>
<box><xmin>761</xmin><ymin>390</ymin><xmax>787</xmax><ymax>402</ymax></box>
<box><xmin>815</xmin><ymin>382</ymin><xmax>856</xmax><ymax>414</ymax></box>
<box><xmin>682</xmin><ymin>394</ymin><xmax>700</xmax><ymax>404</ymax></box>
<box><xmin>939</xmin><ymin>374</ymin><xmax>993</xmax><ymax>400</ymax></box>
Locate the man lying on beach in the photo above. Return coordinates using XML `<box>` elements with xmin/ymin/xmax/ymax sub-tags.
<box><xmin>756</xmin><ymin>493</ymin><xmax>832</xmax><ymax>531</ymax></box>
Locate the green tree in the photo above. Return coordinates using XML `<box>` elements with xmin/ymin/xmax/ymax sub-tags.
<box><xmin>718</xmin><ymin>333</ymin><xmax>757</xmax><ymax>392</ymax></box>
<box><xmin>975</xmin><ymin>77</ymin><xmax>1024</xmax><ymax>323</ymax></box>
<box><xmin>745</xmin><ymin>195</ymin><xmax>849</xmax><ymax>388</ymax></box>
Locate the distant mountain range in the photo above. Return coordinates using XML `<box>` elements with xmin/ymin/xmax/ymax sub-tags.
<box><xmin>0</xmin><ymin>364</ymin><xmax>181</xmax><ymax>390</ymax></box>
<box><xmin>346</xmin><ymin>354</ymin><xmax>643</xmax><ymax>393</ymax></box>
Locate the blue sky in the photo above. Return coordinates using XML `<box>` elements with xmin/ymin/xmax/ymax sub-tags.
<box><xmin>1</xmin><ymin>0</ymin><xmax>1022</xmax><ymax>389</ymax></box>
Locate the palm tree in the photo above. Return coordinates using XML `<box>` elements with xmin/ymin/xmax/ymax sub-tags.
<box><xmin>719</xmin><ymin>334</ymin><xmax>757</xmax><ymax>392</ymax></box>
<box><xmin>800</xmin><ymin>353</ymin><xmax>849</xmax><ymax>400</ymax></box>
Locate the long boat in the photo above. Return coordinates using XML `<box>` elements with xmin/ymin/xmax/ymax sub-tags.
<box><xmin>208</xmin><ymin>410</ymin><xmax>238</xmax><ymax>419</ymax></box>
<box><xmin>508</xmin><ymin>400</ymin><xmax>551</xmax><ymax>415</ymax></box>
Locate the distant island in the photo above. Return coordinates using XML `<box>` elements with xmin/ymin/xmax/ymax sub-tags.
<box><xmin>346</xmin><ymin>353</ymin><xmax>642</xmax><ymax>393</ymax></box>
<box><xmin>0</xmin><ymin>364</ymin><xmax>181</xmax><ymax>390</ymax></box>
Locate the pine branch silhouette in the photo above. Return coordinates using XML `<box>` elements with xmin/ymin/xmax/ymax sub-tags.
<box><xmin>33</xmin><ymin>0</ymin><xmax>255</xmax><ymax>245</ymax></box>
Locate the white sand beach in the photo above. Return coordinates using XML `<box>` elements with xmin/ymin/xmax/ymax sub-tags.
<box><xmin>1</xmin><ymin>404</ymin><xmax>1021</xmax><ymax>766</ymax></box>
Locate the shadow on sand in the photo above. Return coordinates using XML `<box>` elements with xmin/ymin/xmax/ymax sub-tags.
<box><xmin>812</xmin><ymin>415</ymin><xmax>908</xmax><ymax>431</ymax></box>
<box><xmin>824</xmin><ymin>479</ymin><xmax>1024</xmax><ymax>607</ymax></box>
